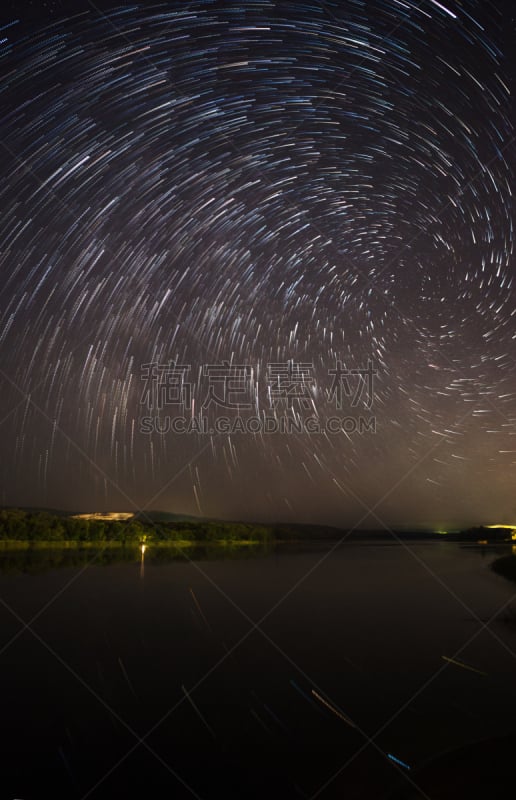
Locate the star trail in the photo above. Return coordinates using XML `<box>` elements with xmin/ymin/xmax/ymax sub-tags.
<box><xmin>0</xmin><ymin>0</ymin><xmax>514</xmax><ymax>527</ymax></box>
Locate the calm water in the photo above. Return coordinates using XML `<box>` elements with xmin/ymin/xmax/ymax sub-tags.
<box><xmin>1</xmin><ymin>541</ymin><xmax>516</xmax><ymax>799</ymax></box>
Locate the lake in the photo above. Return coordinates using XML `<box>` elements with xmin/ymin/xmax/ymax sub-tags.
<box><xmin>1</xmin><ymin>541</ymin><xmax>516</xmax><ymax>799</ymax></box>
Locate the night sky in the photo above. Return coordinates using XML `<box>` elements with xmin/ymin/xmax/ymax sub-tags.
<box><xmin>0</xmin><ymin>0</ymin><xmax>514</xmax><ymax>528</ymax></box>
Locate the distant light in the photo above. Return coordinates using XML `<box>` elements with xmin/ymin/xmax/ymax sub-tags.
<box><xmin>486</xmin><ymin>525</ymin><xmax>516</xmax><ymax>541</ymax></box>
<box><xmin>71</xmin><ymin>512</ymin><xmax>134</xmax><ymax>521</ymax></box>
<box><xmin>486</xmin><ymin>524</ymin><xmax>516</xmax><ymax>529</ymax></box>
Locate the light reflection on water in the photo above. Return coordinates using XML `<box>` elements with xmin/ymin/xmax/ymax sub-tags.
<box><xmin>0</xmin><ymin>541</ymin><xmax>515</xmax><ymax>799</ymax></box>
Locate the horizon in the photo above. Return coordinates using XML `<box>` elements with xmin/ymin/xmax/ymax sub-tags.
<box><xmin>2</xmin><ymin>503</ymin><xmax>512</xmax><ymax>534</ymax></box>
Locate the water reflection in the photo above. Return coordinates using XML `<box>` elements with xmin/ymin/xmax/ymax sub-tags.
<box><xmin>1</xmin><ymin>540</ymin><xmax>516</xmax><ymax>799</ymax></box>
<box><xmin>140</xmin><ymin>543</ymin><xmax>146</xmax><ymax>580</ymax></box>
<box><xmin>0</xmin><ymin>541</ymin><xmax>274</xmax><ymax>573</ymax></box>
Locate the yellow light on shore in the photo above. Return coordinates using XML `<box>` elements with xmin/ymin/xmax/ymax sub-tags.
<box><xmin>485</xmin><ymin>525</ymin><xmax>516</xmax><ymax>541</ymax></box>
<box><xmin>71</xmin><ymin>512</ymin><xmax>135</xmax><ymax>521</ymax></box>
<box><xmin>486</xmin><ymin>524</ymin><xmax>516</xmax><ymax>529</ymax></box>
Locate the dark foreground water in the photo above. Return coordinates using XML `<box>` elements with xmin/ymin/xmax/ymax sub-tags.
<box><xmin>1</xmin><ymin>541</ymin><xmax>516</xmax><ymax>800</ymax></box>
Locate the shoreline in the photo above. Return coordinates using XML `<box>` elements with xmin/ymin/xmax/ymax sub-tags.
<box><xmin>0</xmin><ymin>538</ymin><xmax>512</xmax><ymax>551</ymax></box>
<box><xmin>0</xmin><ymin>538</ymin><xmax>266</xmax><ymax>550</ymax></box>
<box><xmin>491</xmin><ymin>554</ymin><xmax>516</xmax><ymax>584</ymax></box>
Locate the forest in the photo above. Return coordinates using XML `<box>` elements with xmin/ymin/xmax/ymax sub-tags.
<box><xmin>0</xmin><ymin>508</ymin><xmax>274</xmax><ymax>544</ymax></box>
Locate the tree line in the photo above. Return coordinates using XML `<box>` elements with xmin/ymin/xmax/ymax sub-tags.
<box><xmin>0</xmin><ymin>509</ymin><xmax>274</xmax><ymax>544</ymax></box>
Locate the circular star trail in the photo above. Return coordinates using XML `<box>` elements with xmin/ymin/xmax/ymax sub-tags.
<box><xmin>0</xmin><ymin>0</ymin><xmax>514</xmax><ymax>527</ymax></box>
